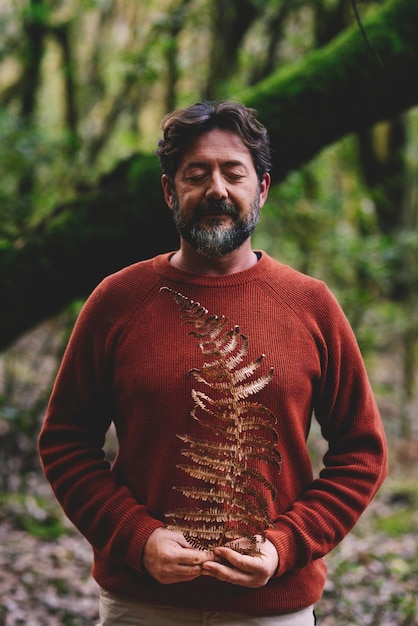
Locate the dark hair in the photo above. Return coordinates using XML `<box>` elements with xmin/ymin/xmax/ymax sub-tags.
<box><xmin>156</xmin><ymin>101</ymin><xmax>272</xmax><ymax>182</ymax></box>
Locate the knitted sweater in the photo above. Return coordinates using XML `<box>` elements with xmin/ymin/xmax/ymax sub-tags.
<box><xmin>38</xmin><ymin>251</ymin><xmax>387</xmax><ymax>614</ymax></box>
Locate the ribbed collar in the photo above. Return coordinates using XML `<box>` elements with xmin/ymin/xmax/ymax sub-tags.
<box><xmin>152</xmin><ymin>251</ymin><xmax>276</xmax><ymax>288</ymax></box>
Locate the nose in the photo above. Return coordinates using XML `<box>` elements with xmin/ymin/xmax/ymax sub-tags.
<box><xmin>205</xmin><ymin>171</ymin><xmax>228</xmax><ymax>200</ymax></box>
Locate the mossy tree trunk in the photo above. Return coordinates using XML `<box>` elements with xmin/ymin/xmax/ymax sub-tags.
<box><xmin>0</xmin><ymin>157</ymin><xmax>178</xmax><ymax>350</ymax></box>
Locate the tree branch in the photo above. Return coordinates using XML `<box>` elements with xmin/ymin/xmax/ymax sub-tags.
<box><xmin>243</xmin><ymin>0</ymin><xmax>418</xmax><ymax>183</ymax></box>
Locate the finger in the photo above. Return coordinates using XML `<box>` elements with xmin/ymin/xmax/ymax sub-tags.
<box><xmin>176</xmin><ymin>548</ymin><xmax>214</xmax><ymax>566</ymax></box>
<box><xmin>172</xmin><ymin>531</ymin><xmax>197</xmax><ymax>549</ymax></box>
<box><xmin>213</xmin><ymin>547</ymin><xmax>255</xmax><ymax>572</ymax></box>
<box><xmin>201</xmin><ymin>561</ymin><xmax>254</xmax><ymax>586</ymax></box>
<box><xmin>154</xmin><ymin>559</ymin><xmax>206</xmax><ymax>584</ymax></box>
<box><xmin>158</xmin><ymin>569</ymin><xmax>202</xmax><ymax>584</ymax></box>
<box><xmin>176</xmin><ymin>564</ymin><xmax>205</xmax><ymax>578</ymax></box>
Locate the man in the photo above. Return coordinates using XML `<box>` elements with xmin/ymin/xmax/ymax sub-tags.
<box><xmin>39</xmin><ymin>101</ymin><xmax>387</xmax><ymax>625</ymax></box>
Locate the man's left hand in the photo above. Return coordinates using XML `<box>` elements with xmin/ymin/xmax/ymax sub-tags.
<box><xmin>201</xmin><ymin>537</ymin><xmax>279</xmax><ymax>588</ymax></box>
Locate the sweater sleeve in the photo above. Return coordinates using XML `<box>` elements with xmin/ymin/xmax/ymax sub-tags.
<box><xmin>266</xmin><ymin>283</ymin><xmax>388</xmax><ymax>575</ymax></box>
<box><xmin>38</xmin><ymin>280</ymin><xmax>164</xmax><ymax>573</ymax></box>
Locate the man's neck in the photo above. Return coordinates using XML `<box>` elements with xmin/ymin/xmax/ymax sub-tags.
<box><xmin>170</xmin><ymin>240</ymin><xmax>259</xmax><ymax>276</ymax></box>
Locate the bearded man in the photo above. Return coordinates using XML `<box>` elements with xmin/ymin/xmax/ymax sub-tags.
<box><xmin>39</xmin><ymin>101</ymin><xmax>387</xmax><ymax>626</ymax></box>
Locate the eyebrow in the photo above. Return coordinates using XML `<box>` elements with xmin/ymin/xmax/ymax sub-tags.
<box><xmin>184</xmin><ymin>159</ymin><xmax>248</xmax><ymax>171</ymax></box>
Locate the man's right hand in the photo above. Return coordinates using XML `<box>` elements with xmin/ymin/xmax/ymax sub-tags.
<box><xmin>142</xmin><ymin>527</ymin><xmax>213</xmax><ymax>584</ymax></box>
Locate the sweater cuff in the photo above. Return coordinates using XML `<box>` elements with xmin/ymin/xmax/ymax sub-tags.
<box><xmin>265</xmin><ymin>527</ymin><xmax>295</xmax><ymax>577</ymax></box>
<box><xmin>126</xmin><ymin>517</ymin><xmax>165</xmax><ymax>573</ymax></box>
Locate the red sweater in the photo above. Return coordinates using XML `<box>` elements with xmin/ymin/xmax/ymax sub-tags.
<box><xmin>38</xmin><ymin>252</ymin><xmax>387</xmax><ymax>614</ymax></box>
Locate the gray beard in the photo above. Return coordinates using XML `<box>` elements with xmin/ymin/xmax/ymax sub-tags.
<box><xmin>171</xmin><ymin>193</ymin><xmax>260</xmax><ymax>259</ymax></box>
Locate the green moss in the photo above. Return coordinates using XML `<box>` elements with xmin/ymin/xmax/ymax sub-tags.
<box><xmin>0</xmin><ymin>493</ymin><xmax>70</xmax><ymax>539</ymax></box>
<box><xmin>375</xmin><ymin>485</ymin><xmax>418</xmax><ymax>537</ymax></box>
<box><xmin>376</xmin><ymin>511</ymin><xmax>416</xmax><ymax>537</ymax></box>
<box><xmin>20</xmin><ymin>512</ymin><xmax>69</xmax><ymax>540</ymax></box>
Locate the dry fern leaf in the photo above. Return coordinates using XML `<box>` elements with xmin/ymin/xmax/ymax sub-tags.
<box><xmin>161</xmin><ymin>287</ymin><xmax>281</xmax><ymax>553</ymax></box>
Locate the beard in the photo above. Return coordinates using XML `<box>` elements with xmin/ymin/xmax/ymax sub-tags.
<box><xmin>171</xmin><ymin>190</ymin><xmax>261</xmax><ymax>259</ymax></box>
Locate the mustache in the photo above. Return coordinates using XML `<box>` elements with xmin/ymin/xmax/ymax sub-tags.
<box><xmin>195</xmin><ymin>201</ymin><xmax>238</xmax><ymax>218</ymax></box>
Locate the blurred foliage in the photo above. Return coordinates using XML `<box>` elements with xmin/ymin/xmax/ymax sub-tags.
<box><xmin>0</xmin><ymin>492</ymin><xmax>68</xmax><ymax>539</ymax></box>
<box><xmin>318</xmin><ymin>475</ymin><xmax>418</xmax><ymax>624</ymax></box>
<box><xmin>0</xmin><ymin>0</ymin><xmax>390</xmax><ymax>227</ymax></box>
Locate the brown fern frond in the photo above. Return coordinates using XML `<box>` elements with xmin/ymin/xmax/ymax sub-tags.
<box><xmin>168</xmin><ymin>508</ymin><xmax>232</xmax><ymax>523</ymax></box>
<box><xmin>233</xmin><ymin>483</ymin><xmax>271</xmax><ymax>518</ymax></box>
<box><xmin>190</xmin><ymin>354</ymin><xmax>267</xmax><ymax>388</ymax></box>
<box><xmin>189</xmin><ymin>315</ymin><xmax>228</xmax><ymax>339</ymax></box>
<box><xmin>246</xmin><ymin>449</ymin><xmax>282</xmax><ymax>468</ymax></box>
<box><xmin>189</xmin><ymin>415</ymin><xmax>234</xmax><ymax>439</ymax></box>
<box><xmin>174</xmin><ymin>485</ymin><xmax>236</xmax><ymax>503</ymax></box>
<box><xmin>225</xmin><ymin>541</ymin><xmax>261</xmax><ymax>556</ymax></box>
<box><xmin>240</xmin><ymin>422</ymin><xmax>280</xmax><ymax>444</ymax></box>
<box><xmin>177</xmin><ymin>434</ymin><xmax>236</xmax><ymax>456</ymax></box>
<box><xmin>233</xmin><ymin>370</ymin><xmax>274</xmax><ymax>399</ymax></box>
<box><xmin>180</xmin><ymin>450</ymin><xmax>235</xmax><ymax>469</ymax></box>
<box><xmin>180</xmin><ymin>533</ymin><xmax>262</xmax><ymax>557</ymax></box>
<box><xmin>182</xmin><ymin>535</ymin><xmax>208</xmax><ymax>551</ymax></box>
<box><xmin>222</xmin><ymin>337</ymin><xmax>249</xmax><ymax>367</ymax></box>
<box><xmin>231</xmin><ymin>354</ymin><xmax>265</xmax><ymax>382</ymax></box>
<box><xmin>166</xmin><ymin>525</ymin><xmax>222</xmax><ymax>548</ymax></box>
<box><xmin>241</xmin><ymin>468</ymin><xmax>278</xmax><ymax>499</ymax></box>
<box><xmin>189</xmin><ymin>369</ymin><xmax>231</xmax><ymax>389</ymax></box>
<box><xmin>176</xmin><ymin>464</ymin><xmax>231</xmax><ymax>485</ymax></box>
<box><xmin>241</xmin><ymin>402</ymin><xmax>278</xmax><ymax>423</ymax></box>
<box><xmin>240</xmin><ymin>429</ymin><xmax>279</xmax><ymax>449</ymax></box>
<box><xmin>196</xmin><ymin>323</ymin><xmax>241</xmax><ymax>353</ymax></box>
<box><xmin>190</xmin><ymin>391</ymin><xmax>279</xmax><ymax>429</ymax></box>
<box><xmin>229</xmin><ymin>515</ymin><xmax>270</xmax><ymax>539</ymax></box>
<box><xmin>161</xmin><ymin>287</ymin><xmax>281</xmax><ymax>553</ymax></box>
<box><xmin>191</xmin><ymin>389</ymin><xmax>233</xmax><ymax>410</ymax></box>
<box><xmin>190</xmin><ymin>365</ymin><xmax>230</xmax><ymax>384</ymax></box>
<box><xmin>211</xmin><ymin>327</ymin><xmax>247</xmax><ymax>356</ymax></box>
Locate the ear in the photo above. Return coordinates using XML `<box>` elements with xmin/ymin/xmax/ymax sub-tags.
<box><xmin>161</xmin><ymin>174</ymin><xmax>174</xmax><ymax>210</ymax></box>
<box><xmin>258</xmin><ymin>173</ymin><xmax>271</xmax><ymax>210</ymax></box>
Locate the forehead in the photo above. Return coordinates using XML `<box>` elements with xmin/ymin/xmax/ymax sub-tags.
<box><xmin>179</xmin><ymin>128</ymin><xmax>254</xmax><ymax>169</ymax></box>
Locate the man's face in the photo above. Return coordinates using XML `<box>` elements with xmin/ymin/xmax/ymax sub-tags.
<box><xmin>162</xmin><ymin>129</ymin><xmax>270</xmax><ymax>259</ymax></box>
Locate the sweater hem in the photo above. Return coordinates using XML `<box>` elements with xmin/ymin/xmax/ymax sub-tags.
<box><xmin>92</xmin><ymin>556</ymin><xmax>327</xmax><ymax>614</ymax></box>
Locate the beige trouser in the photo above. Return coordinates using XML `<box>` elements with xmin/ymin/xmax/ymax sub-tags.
<box><xmin>98</xmin><ymin>587</ymin><xmax>316</xmax><ymax>625</ymax></box>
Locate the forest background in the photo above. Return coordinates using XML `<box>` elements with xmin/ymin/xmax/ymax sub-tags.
<box><xmin>0</xmin><ymin>0</ymin><xmax>417</xmax><ymax>624</ymax></box>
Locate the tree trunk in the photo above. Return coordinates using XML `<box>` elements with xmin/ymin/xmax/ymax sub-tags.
<box><xmin>0</xmin><ymin>157</ymin><xmax>178</xmax><ymax>350</ymax></box>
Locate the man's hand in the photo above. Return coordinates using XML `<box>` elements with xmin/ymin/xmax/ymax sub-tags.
<box><xmin>201</xmin><ymin>537</ymin><xmax>279</xmax><ymax>588</ymax></box>
<box><xmin>143</xmin><ymin>527</ymin><xmax>213</xmax><ymax>584</ymax></box>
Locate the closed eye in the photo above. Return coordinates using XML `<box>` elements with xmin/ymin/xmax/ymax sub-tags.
<box><xmin>225</xmin><ymin>172</ymin><xmax>245</xmax><ymax>182</ymax></box>
<box><xmin>186</xmin><ymin>174</ymin><xmax>208</xmax><ymax>183</ymax></box>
